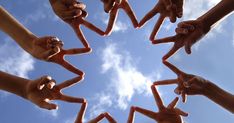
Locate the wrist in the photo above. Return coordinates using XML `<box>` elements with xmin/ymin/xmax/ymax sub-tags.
<box><xmin>201</xmin><ymin>80</ymin><xmax>213</xmax><ymax>96</ymax></box>
<box><xmin>196</xmin><ymin>17</ymin><xmax>211</xmax><ymax>34</ymax></box>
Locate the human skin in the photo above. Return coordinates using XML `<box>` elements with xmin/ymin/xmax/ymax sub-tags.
<box><xmin>0</xmin><ymin>71</ymin><xmax>86</xmax><ymax>110</ymax></box>
<box><xmin>100</xmin><ymin>0</ymin><xmax>138</xmax><ymax>35</ymax></box>
<box><xmin>152</xmin><ymin>0</ymin><xmax>234</xmax><ymax>60</ymax></box>
<box><xmin>74</xmin><ymin>102</ymin><xmax>117</xmax><ymax>123</ymax></box>
<box><xmin>154</xmin><ymin>61</ymin><xmax>234</xmax><ymax>113</ymax></box>
<box><xmin>49</xmin><ymin>0</ymin><xmax>105</xmax><ymax>49</ymax></box>
<box><xmin>0</xmin><ymin>6</ymin><xmax>90</xmax><ymax>76</ymax></box>
<box><xmin>127</xmin><ymin>82</ymin><xmax>188</xmax><ymax>123</ymax></box>
<box><xmin>138</xmin><ymin>0</ymin><xmax>184</xmax><ymax>41</ymax></box>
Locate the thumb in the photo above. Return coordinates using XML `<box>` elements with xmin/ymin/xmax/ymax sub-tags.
<box><xmin>184</xmin><ymin>40</ymin><xmax>192</xmax><ymax>54</ymax></box>
<box><xmin>39</xmin><ymin>101</ymin><xmax>58</xmax><ymax>110</ymax></box>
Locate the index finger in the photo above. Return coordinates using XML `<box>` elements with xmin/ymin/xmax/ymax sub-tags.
<box><xmin>56</xmin><ymin>59</ymin><xmax>84</xmax><ymax>75</ymax></box>
<box><xmin>57</xmin><ymin>76</ymin><xmax>83</xmax><ymax>89</ymax></box>
<box><xmin>163</xmin><ymin>61</ymin><xmax>184</xmax><ymax>76</ymax></box>
<box><xmin>152</xmin><ymin>35</ymin><xmax>176</xmax><ymax>44</ymax></box>
<box><xmin>64</xmin><ymin>47</ymin><xmax>91</xmax><ymax>55</ymax></box>
<box><xmin>162</xmin><ymin>44</ymin><xmax>180</xmax><ymax>60</ymax></box>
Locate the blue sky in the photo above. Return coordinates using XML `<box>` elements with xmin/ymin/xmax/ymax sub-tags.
<box><xmin>0</xmin><ymin>0</ymin><xmax>234</xmax><ymax>123</ymax></box>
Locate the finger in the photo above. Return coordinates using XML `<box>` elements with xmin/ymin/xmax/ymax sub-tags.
<box><xmin>64</xmin><ymin>47</ymin><xmax>92</xmax><ymax>55</ymax></box>
<box><xmin>175</xmin><ymin>27</ymin><xmax>188</xmax><ymax>34</ymax></box>
<box><xmin>162</xmin><ymin>60</ymin><xmax>184</xmax><ymax>76</ymax></box>
<box><xmin>152</xmin><ymin>35</ymin><xmax>176</xmax><ymax>44</ymax></box>
<box><xmin>122</xmin><ymin>1</ymin><xmax>139</xmax><ymax>28</ymax></box>
<box><xmin>81</xmin><ymin>10</ymin><xmax>88</xmax><ymax>18</ymax></box>
<box><xmin>177</xmin><ymin>22</ymin><xmax>195</xmax><ymax>31</ymax></box>
<box><xmin>46</xmin><ymin>80</ymin><xmax>56</xmax><ymax>89</ymax></box>
<box><xmin>57</xmin><ymin>76</ymin><xmax>83</xmax><ymax>89</ymax></box>
<box><xmin>103</xmin><ymin>0</ymin><xmax>116</xmax><ymax>13</ymax></box>
<box><xmin>72</xmin><ymin>2</ymin><xmax>86</xmax><ymax>10</ymax></box>
<box><xmin>181</xmin><ymin>90</ymin><xmax>187</xmax><ymax>103</ymax></box>
<box><xmin>138</xmin><ymin>5</ymin><xmax>159</xmax><ymax>27</ymax></box>
<box><xmin>153</xmin><ymin>79</ymin><xmax>178</xmax><ymax>86</ymax></box>
<box><xmin>88</xmin><ymin>113</ymin><xmax>105</xmax><ymax>123</ymax></box>
<box><xmin>104</xmin><ymin>112</ymin><xmax>117</xmax><ymax>123</ymax></box>
<box><xmin>162</xmin><ymin>45</ymin><xmax>180</xmax><ymax>60</ymax></box>
<box><xmin>43</xmin><ymin>46</ymin><xmax>60</xmax><ymax>61</ymax></box>
<box><xmin>168</xmin><ymin>97</ymin><xmax>179</xmax><ymax>109</ymax></box>
<box><xmin>105</xmin><ymin>6</ymin><xmax>118</xmax><ymax>35</ymax></box>
<box><xmin>47</xmin><ymin>38</ymin><xmax>64</xmax><ymax>48</ymax></box>
<box><xmin>184</xmin><ymin>40</ymin><xmax>192</xmax><ymax>54</ymax></box>
<box><xmin>151</xmin><ymin>85</ymin><xmax>165</xmax><ymax>111</ymax></box>
<box><xmin>82</xmin><ymin>20</ymin><xmax>105</xmax><ymax>36</ymax></box>
<box><xmin>59</xmin><ymin>94</ymin><xmax>86</xmax><ymax>103</ymax></box>
<box><xmin>39</xmin><ymin>101</ymin><xmax>58</xmax><ymax>110</ymax></box>
<box><xmin>127</xmin><ymin>106</ymin><xmax>136</xmax><ymax>123</ymax></box>
<box><xmin>175</xmin><ymin>108</ymin><xmax>188</xmax><ymax>117</ymax></box>
<box><xmin>37</xmin><ymin>76</ymin><xmax>52</xmax><ymax>90</ymax></box>
<box><xmin>75</xmin><ymin>102</ymin><xmax>87</xmax><ymax>123</ymax></box>
<box><xmin>183</xmin><ymin>77</ymin><xmax>196</xmax><ymax>87</ymax></box>
<box><xmin>169</xmin><ymin>4</ymin><xmax>177</xmax><ymax>23</ymax></box>
<box><xmin>134</xmin><ymin>106</ymin><xmax>159</xmax><ymax>120</ymax></box>
<box><xmin>56</xmin><ymin>59</ymin><xmax>84</xmax><ymax>76</ymax></box>
<box><xmin>62</xmin><ymin>9</ymin><xmax>82</xmax><ymax>20</ymax></box>
<box><xmin>174</xmin><ymin>86</ymin><xmax>181</xmax><ymax>95</ymax></box>
<box><xmin>175</xmin><ymin>0</ymin><xmax>184</xmax><ymax>18</ymax></box>
<box><xmin>72</xmin><ymin>25</ymin><xmax>90</xmax><ymax>48</ymax></box>
<box><xmin>162</xmin><ymin>0</ymin><xmax>173</xmax><ymax>10</ymax></box>
<box><xmin>149</xmin><ymin>15</ymin><xmax>165</xmax><ymax>41</ymax></box>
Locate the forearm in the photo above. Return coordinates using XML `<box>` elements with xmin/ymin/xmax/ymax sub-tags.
<box><xmin>203</xmin><ymin>81</ymin><xmax>234</xmax><ymax>113</ymax></box>
<box><xmin>0</xmin><ymin>71</ymin><xmax>29</xmax><ymax>99</ymax></box>
<box><xmin>0</xmin><ymin>6</ymin><xmax>37</xmax><ymax>52</ymax></box>
<box><xmin>197</xmin><ymin>0</ymin><xmax>234</xmax><ymax>31</ymax></box>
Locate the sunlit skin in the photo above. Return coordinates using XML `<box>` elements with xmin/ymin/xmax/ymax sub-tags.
<box><xmin>50</xmin><ymin>0</ymin><xmax>105</xmax><ymax>48</ymax></box>
<box><xmin>75</xmin><ymin>102</ymin><xmax>117</xmax><ymax>123</ymax></box>
<box><xmin>0</xmin><ymin>6</ymin><xmax>90</xmax><ymax>76</ymax></box>
<box><xmin>156</xmin><ymin>61</ymin><xmax>234</xmax><ymax>113</ymax></box>
<box><xmin>138</xmin><ymin>0</ymin><xmax>183</xmax><ymax>42</ymax></box>
<box><xmin>26</xmin><ymin>76</ymin><xmax>86</xmax><ymax>110</ymax></box>
<box><xmin>152</xmin><ymin>0</ymin><xmax>234</xmax><ymax>60</ymax></box>
<box><xmin>100</xmin><ymin>0</ymin><xmax>138</xmax><ymax>35</ymax></box>
<box><xmin>127</xmin><ymin>82</ymin><xmax>188</xmax><ymax>123</ymax></box>
<box><xmin>0</xmin><ymin>71</ymin><xmax>86</xmax><ymax>110</ymax></box>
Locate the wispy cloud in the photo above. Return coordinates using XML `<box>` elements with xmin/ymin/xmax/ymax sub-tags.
<box><xmin>95</xmin><ymin>12</ymin><xmax>129</xmax><ymax>33</ymax></box>
<box><xmin>0</xmin><ymin>37</ymin><xmax>34</xmax><ymax>96</ymax></box>
<box><xmin>21</xmin><ymin>1</ymin><xmax>60</xmax><ymax>26</ymax></box>
<box><xmin>89</xmin><ymin>42</ymin><xmax>160</xmax><ymax>117</ymax></box>
<box><xmin>0</xmin><ymin>37</ymin><xmax>34</xmax><ymax>78</ymax></box>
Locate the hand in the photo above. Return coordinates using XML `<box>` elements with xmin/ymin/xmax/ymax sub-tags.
<box><xmin>101</xmin><ymin>0</ymin><xmax>116</xmax><ymax>13</ymax></box>
<box><xmin>153</xmin><ymin>61</ymin><xmax>208</xmax><ymax>102</ymax></box>
<box><xmin>152</xmin><ymin>97</ymin><xmax>188</xmax><ymax>123</ymax></box>
<box><xmin>49</xmin><ymin>0</ymin><xmax>86</xmax><ymax>23</ymax></box>
<box><xmin>31</xmin><ymin>36</ymin><xmax>91</xmax><ymax>75</ymax></box>
<box><xmin>152</xmin><ymin>19</ymin><xmax>210</xmax><ymax>60</ymax></box>
<box><xmin>25</xmin><ymin>75</ymin><xmax>86</xmax><ymax>110</ymax></box>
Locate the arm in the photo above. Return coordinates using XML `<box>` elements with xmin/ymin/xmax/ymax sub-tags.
<box><xmin>197</xmin><ymin>0</ymin><xmax>234</xmax><ymax>32</ymax></box>
<box><xmin>203</xmin><ymin>81</ymin><xmax>234</xmax><ymax>113</ymax></box>
<box><xmin>0</xmin><ymin>71</ymin><xmax>29</xmax><ymax>99</ymax></box>
<box><xmin>0</xmin><ymin>6</ymin><xmax>37</xmax><ymax>53</ymax></box>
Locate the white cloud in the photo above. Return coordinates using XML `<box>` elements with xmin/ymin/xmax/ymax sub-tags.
<box><xmin>89</xmin><ymin>42</ymin><xmax>160</xmax><ymax>117</ymax></box>
<box><xmin>0</xmin><ymin>37</ymin><xmax>34</xmax><ymax>96</ymax></box>
<box><xmin>95</xmin><ymin>12</ymin><xmax>129</xmax><ymax>33</ymax></box>
<box><xmin>0</xmin><ymin>37</ymin><xmax>34</xmax><ymax>78</ymax></box>
<box><xmin>21</xmin><ymin>1</ymin><xmax>60</xmax><ymax>26</ymax></box>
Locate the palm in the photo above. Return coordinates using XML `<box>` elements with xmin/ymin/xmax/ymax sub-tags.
<box><xmin>138</xmin><ymin>0</ymin><xmax>184</xmax><ymax>41</ymax></box>
<box><xmin>127</xmin><ymin>81</ymin><xmax>187</xmax><ymax>123</ymax></box>
<box><xmin>26</xmin><ymin>76</ymin><xmax>85</xmax><ymax>110</ymax></box>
